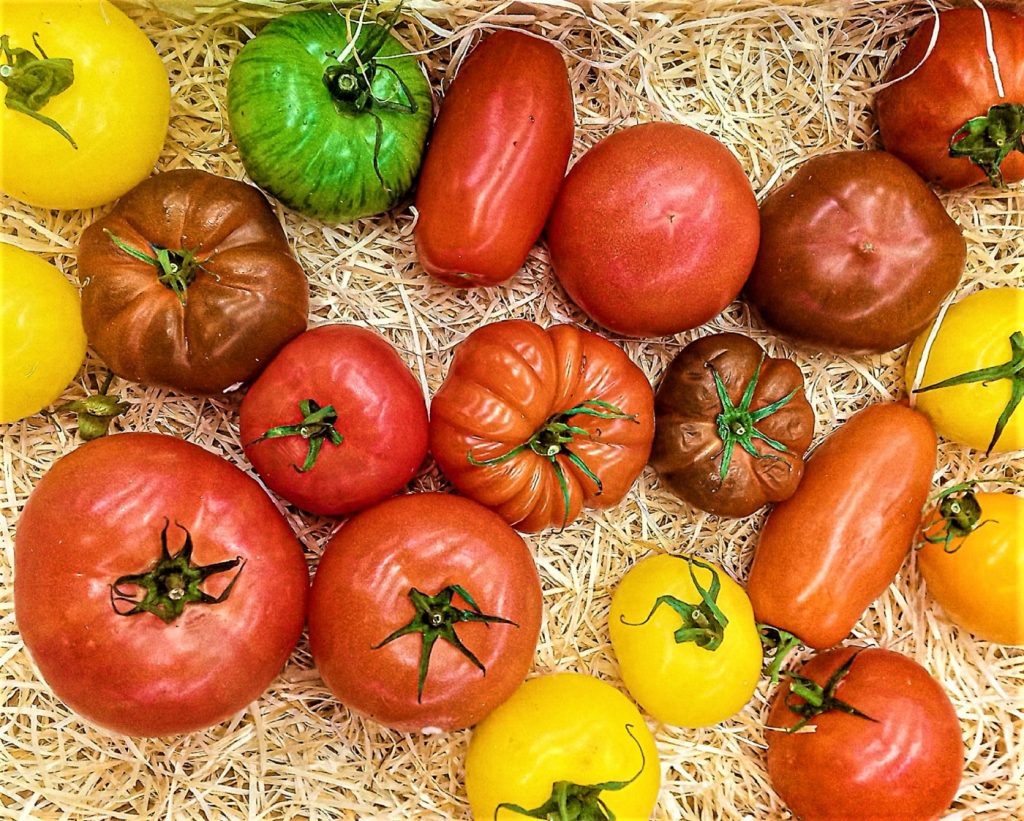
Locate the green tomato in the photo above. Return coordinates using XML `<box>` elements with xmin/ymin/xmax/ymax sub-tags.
<box><xmin>227</xmin><ymin>8</ymin><xmax>432</xmax><ymax>222</ymax></box>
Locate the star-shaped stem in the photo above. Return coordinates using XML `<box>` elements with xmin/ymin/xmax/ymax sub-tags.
<box><xmin>0</xmin><ymin>33</ymin><xmax>76</xmax><ymax>148</ymax></box>
<box><xmin>949</xmin><ymin>103</ymin><xmax>1024</xmax><ymax>187</ymax></box>
<box><xmin>104</xmin><ymin>229</ymin><xmax>207</xmax><ymax>306</ymax></box>
<box><xmin>248</xmin><ymin>399</ymin><xmax>344</xmax><ymax>473</ymax></box>
<box><xmin>56</xmin><ymin>371</ymin><xmax>130</xmax><ymax>440</ymax></box>
<box><xmin>918</xmin><ymin>481</ymin><xmax>996</xmax><ymax>554</ymax></box>
<box><xmin>783</xmin><ymin>649</ymin><xmax>878</xmax><ymax>733</ymax></box>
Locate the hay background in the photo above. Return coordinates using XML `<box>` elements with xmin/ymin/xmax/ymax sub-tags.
<box><xmin>1</xmin><ymin>0</ymin><xmax>1022</xmax><ymax>818</ymax></box>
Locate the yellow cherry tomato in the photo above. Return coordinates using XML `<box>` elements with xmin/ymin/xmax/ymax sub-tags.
<box><xmin>918</xmin><ymin>487</ymin><xmax>1024</xmax><ymax>645</ymax></box>
<box><xmin>906</xmin><ymin>287</ymin><xmax>1024</xmax><ymax>454</ymax></box>
<box><xmin>609</xmin><ymin>554</ymin><xmax>762</xmax><ymax>728</ymax></box>
<box><xmin>0</xmin><ymin>0</ymin><xmax>169</xmax><ymax>209</ymax></box>
<box><xmin>1</xmin><ymin>244</ymin><xmax>86</xmax><ymax>423</ymax></box>
<box><xmin>465</xmin><ymin>673</ymin><xmax>660</xmax><ymax>820</ymax></box>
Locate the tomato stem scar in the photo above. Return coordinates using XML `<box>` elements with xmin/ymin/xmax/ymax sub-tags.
<box><xmin>781</xmin><ymin>648</ymin><xmax>879</xmax><ymax>733</ymax></box>
<box><xmin>0</xmin><ymin>32</ymin><xmax>77</xmax><ymax>148</ymax></box>
<box><xmin>949</xmin><ymin>103</ymin><xmax>1024</xmax><ymax>186</ymax></box>
<box><xmin>103</xmin><ymin>229</ymin><xmax>206</xmax><ymax>306</ymax></box>
<box><xmin>249</xmin><ymin>399</ymin><xmax>344</xmax><ymax>473</ymax></box>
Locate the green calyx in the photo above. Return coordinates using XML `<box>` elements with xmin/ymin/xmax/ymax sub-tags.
<box><xmin>373</xmin><ymin>585</ymin><xmax>517</xmax><ymax>703</ymax></box>
<box><xmin>56</xmin><ymin>372</ymin><xmax>130</xmax><ymax>440</ymax></box>
<box><xmin>758</xmin><ymin>625</ymin><xmax>803</xmax><ymax>685</ymax></box>
<box><xmin>919</xmin><ymin>481</ymin><xmax>994</xmax><ymax>554</ymax></box>
<box><xmin>110</xmin><ymin>520</ymin><xmax>245</xmax><ymax>624</ymax></box>
<box><xmin>619</xmin><ymin>557</ymin><xmax>729</xmax><ymax>651</ymax></box>
<box><xmin>249</xmin><ymin>399</ymin><xmax>344</xmax><ymax>473</ymax></box>
<box><xmin>104</xmin><ymin>229</ymin><xmax>204</xmax><ymax>306</ymax></box>
<box><xmin>495</xmin><ymin>724</ymin><xmax>646</xmax><ymax>821</ymax></box>
<box><xmin>949</xmin><ymin>103</ymin><xmax>1024</xmax><ymax>187</ymax></box>
<box><xmin>914</xmin><ymin>330</ymin><xmax>1024</xmax><ymax>455</ymax></box>
<box><xmin>783</xmin><ymin>649</ymin><xmax>878</xmax><ymax>734</ymax></box>
<box><xmin>0</xmin><ymin>33</ymin><xmax>77</xmax><ymax>148</ymax></box>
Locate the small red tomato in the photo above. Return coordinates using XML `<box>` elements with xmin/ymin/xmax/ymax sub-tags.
<box><xmin>415</xmin><ymin>30</ymin><xmax>574</xmax><ymax>287</ymax></box>
<box><xmin>239</xmin><ymin>324</ymin><xmax>428</xmax><ymax>517</ymax></box>
<box><xmin>546</xmin><ymin>122</ymin><xmax>760</xmax><ymax>337</ymax></box>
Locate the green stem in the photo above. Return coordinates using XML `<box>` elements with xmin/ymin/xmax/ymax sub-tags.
<box><xmin>0</xmin><ymin>33</ymin><xmax>77</xmax><ymax>148</ymax></box>
<box><xmin>56</xmin><ymin>371</ymin><xmax>130</xmax><ymax>440</ymax></box>
<box><xmin>918</xmin><ymin>481</ymin><xmax>998</xmax><ymax>554</ymax></box>
<box><xmin>759</xmin><ymin>625</ymin><xmax>803</xmax><ymax>685</ymax></box>
<box><xmin>782</xmin><ymin>648</ymin><xmax>878</xmax><ymax>733</ymax></box>
<box><xmin>248</xmin><ymin>399</ymin><xmax>344</xmax><ymax>473</ymax></box>
<box><xmin>104</xmin><ymin>229</ymin><xmax>203</xmax><ymax>306</ymax></box>
<box><xmin>949</xmin><ymin>103</ymin><xmax>1024</xmax><ymax>187</ymax></box>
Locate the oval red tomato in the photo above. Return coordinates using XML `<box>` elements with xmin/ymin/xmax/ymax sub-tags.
<box><xmin>14</xmin><ymin>433</ymin><xmax>308</xmax><ymax>737</ymax></box>
<box><xmin>545</xmin><ymin>121</ymin><xmax>759</xmax><ymax>337</ymax></box>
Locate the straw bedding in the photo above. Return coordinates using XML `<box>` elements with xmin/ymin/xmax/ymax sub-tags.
<box><xmin>1</xmin><ymin>0</ymin><xmax>1021</xmax><ymax>818</ymax></box>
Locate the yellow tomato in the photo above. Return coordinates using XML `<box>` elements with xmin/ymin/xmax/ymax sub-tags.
<box><xmin>609</xmin><ymin>553</ymin><xmax>761</xmax><ymax>728</ymax></box>
<box><xmin>465</xmin><ymin>673</ymin><xmax>660</xmax><ymax>820</ymax></box>
<box><xmin>906</xmin><ymin>287</ymin><xmax>1024</xmax><ymax>454</ymax></box>
<box><xmin>0</xmin><ymin>0</ymin><xmax>169</xmax><ymax>209</ymax></box>
<box><xmin>0</xmin><ymin>244</ymin><xmax>86</xmax><ymax>423</ymax></box>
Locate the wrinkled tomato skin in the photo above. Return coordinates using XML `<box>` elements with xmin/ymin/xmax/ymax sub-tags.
<box><xmin>545</xmin><ymin>122</ymin><xmax>759</xmax><ymax>337</ymax></box>
<box><xmin>875</xmin><ymin>7</ymin><xmax>1024</xmax><ymax>190</ymax></box>
<box><xmin>14</xmin><ymin>433</ymin><xmax>308</xmax><ymax>737</ymax></box>
<box><xmin>749</xmin><ymin>403</ymin><xmax>937</xmax><ymax>649</ymax></box>
<box><xmin>239</xmin><ymin>325</ymin><xmax>428</xmax><ymax>516</ymax></box>
<box><xmin>766</xmin><ymin>646</ymin><xmax>963</xmax><ymax>821</ymax></box>
<box><xmin>415</xmin><ymin>31</ymin><xmax>574</xmax><ymax>287</ymax></box>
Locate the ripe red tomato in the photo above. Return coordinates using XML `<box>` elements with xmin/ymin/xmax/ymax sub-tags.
<box><xmin>308</xmin><ymin>493</ymin><xmax>542</xmax><ymax>732</ymax></box>
<box><xmin>545</xmin><ymin>122</ymin><xmax>759</xmax><ymax>337</ymax></box>
<box><xmin>415</xmin><ymin>30</ymin><xmax>574</xmax><ymax>287</ymax></box>
<box><xmin>239</xmin><ymin>324</ymin><xmax>428</xmax><ymax>516</ymax></box>
<box><xmin>766</xmin><ymin>646</ymin><xmax>963</xmax><ymax>821</ymax></box>
<box><xmin>14</xmin><ymin>433</ymin><xmax>308</xmax><ymax>737</ymax></box>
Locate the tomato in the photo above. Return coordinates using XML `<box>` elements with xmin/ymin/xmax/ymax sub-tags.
<box><xmin>78</xmin><ymin>169</ymin><xmax>308</xmax><ymax>395</ymax></box>
<box><xmin>545</xmin><ymin>121</ymin><xmax>759</xmax><ymax>337</ymax></box>
<box><xmin>14</xmin><ymin>433</ymin><xmax>308</xmax><ymax>737</ymax></box>
<box><xmin>0</xmin><ymin>244</ymin><xmax>86</xmax><ymax>423</ymax></box>
<box><xmin>875</xmin><ymin>7</ymin><xmax>1024</xmax><ymax>189</ymax></box>
<box><xmin>765</xmin><ymin>646</ymin><xmax>963</xmax><ymax>821</ymax></box>
<box><xmin>239</xmin><ymin>324</ymin><xmax>428</xmax><ymax>516</ymax></box>
<box><xmin>746</xmin><ymin>151</ymin><xmax>965</xmax><ymax>353</ymax></box>
<box><xmin>749</xmin><ymin>402</ymin><xmax>937</xmax><ymax>651</ymax></box>
<box><xmin>0</xmin><ymin>0</ymin><xmax>168</xmax><ymax>210</ymax></box>
<box><xmin>429</xmin><ymin>320</ymin><xmax>654</xmax><ymax>532</ymax></box>
<box><xmin>227</xmin><ymin>7</ymin><xmax>432</xmax><ymax>222</ymax></box>
<box><xmin>906</xmin><ymin>287</ymin><xmax>1024</xmax><ymax>455</ymax></box>
<box><xmin>414</xmin><ymin>30</ymin><xmax>573</xmax><ymax>287</ymax></box>
<box><xmin>650</xmin><ymin>332</ymin><xmax>814</xmax><ymax>517</ymax></box>
<box><xmin>308</xmin><ymin>493</ymin><xmax>542</xmax><ymax>732</ymax></box>
<box><xmin>609</xmin><ymin>554</ymin><xmax>761</xmax><ymax>727</ymax></box>
<box><xmin>465</xmin><ymin>672</ymin><xmax>660</xmax><ymax>820</ymax></box>
<box><xmin>918</xmin><ymin>485</ymin><xmax>1023</xmax><ymax>644</ymax></box>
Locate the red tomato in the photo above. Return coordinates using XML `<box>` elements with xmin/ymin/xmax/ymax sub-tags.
<box><xmin>308</xmin><ymin>493</ymin><xmax>542</xmax><ymax>732</ymax></box>
<box><xmin>766</xmin><ymin>646</ymin><xmax>963</xmax><ymax>821</ymax></box>
<box><xmin>545</xmin><ymin>122</ymin><xmax>760</xmax><ymax>337</ymax></box>
<box><xmin>239</xmin><ymin>324</ymin><xmax>428</xmax><ymax>516</ymax></box>
<box><xmin>14</xmin><ymin>433</ymin><xmax>308</xmax><ymax>737</ymax></box>
<box><xmin>415</xmin><ymin>30</ymin><xmax>574</xmax><ymax>287</ymax></box>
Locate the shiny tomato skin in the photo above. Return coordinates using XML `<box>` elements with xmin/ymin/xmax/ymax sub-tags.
<box><xmin>308</xmin><ymin>493</ymin><xmax>542</xmax><ymax>732</ymax></box>
<box><xmin>545</xmin><ymin>122</ymin><xmax>759</xmax><ymax>337</ymax></box>
<box><xmin>766</xmin><ymin>646</ymin><xmax>963</xmax><ymax>821</ymax></box>
<box><xmin>239</xmin><ymin>325</ymin><xmax>428</xmax><ymax>516</ymax></box>
<box><xmin>749</xmin><ymin>403</ymin><xmax>937</xmax><ymax>649</ymax></box>
<box><xmin>14</xmin><ymin>433</ymin><xmax>308</xmax><ymax>737</ymax></box>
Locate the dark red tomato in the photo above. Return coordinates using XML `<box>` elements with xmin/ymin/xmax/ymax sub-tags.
<box><xmin>308</xmin><ymin>493</ymin><xmax>542</xmax><ymax>732</ymax></box>
<box><xmin>749</xmin><ymin>403</ymin><xmax>937</xmax><ymax>649</ymax></box>
<box><xmin>766</xmin><ymin>646</ymin><xmax>963</xmax><ymax>821</ymax></box>
<box><xmin>545</xmin><ymin>122</ymin><xmax>759</xmax><ymax>337</ymax></box>
<box><xmin>239</xmin><ymin>324</ymin><xmax>428</xmax><ymax>517</ymax></box>
<box><xmin>875</xmin><ymin>7</ymin><xmax>1024</xmax><ymax>189</ymax></box>
<box><xmin>14</xmin><ymin>433</ymin><xmax>308</xmax><ymax>737</ymax></box>
<box><xmin>415</xmin><ymin>30</ymin><xmax>574</xmax><ymax>287</ymax></box>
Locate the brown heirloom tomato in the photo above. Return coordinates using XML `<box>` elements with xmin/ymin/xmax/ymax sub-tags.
<box><xmin>766</xmin><ymin>646</ymin><xmax>963</xmax><ymax>821</ymax></box>
<box><xmin>749</xmin><ymin>402</ymin><xmax>937</xmax><ymax>650</ymax></box>
<box><xmin>429</xmin><ymin>320</ymin><xmax>654</xmax><ymax>532</ymax></box>
<box><xmin>875</xmin><ymin>7</ymin><xmax>1024</xmax><ymax>189</ymax></box>
<box><xmin>650</xmin><ymin>333</ymin><xmax>814</xmax><ymax>518</ymax></box>
<box><xmin>308</xmin><ymin>493</ymin><xmax>542</xmax><ymax>732</ymax></box>
<box><xmin>415</xmin><ymin>30</ymin><xmax>574</xmax><ymax>287</ymax></box>
<box><xmin>746</xmin><ymin>151</ymin><xmax>965</xmax><ymax>353</ymax></box>
<box><xmin>79</xmin><ymin>169</ymin><xmax>308</xmax><ymax>394</ymax></box>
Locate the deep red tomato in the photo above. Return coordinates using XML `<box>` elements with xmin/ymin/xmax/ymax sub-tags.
<box><xmin>545</xmin><ymin>121</ymin><xmax>759</xmax><ymax>337</ymax></box>
<box><xmin>415</xmin><ymin>30</ymin><xmax>574</xmax><ymax>287</ymax></box>
<box><xmin>239</xmin><ymin>324</ymin><xmax>428</xmax><ymax>516</ymax></box>
<box><xmin>308</xmin><ymin>493</ymin><xmax>542</xmax><ymax>732</ymax></box>
<box><xmin>14</xmin><ymin>433</ymin><xmax>308</xmax><ymax>737</ymax></box>
<box><xmin>766</xmin><ymin>646</ymin><xmax>963</xmax><ymax>821</ymax></box>
<box><xmin>875</xmin><ymin>7</ymin><xmax>1024</xmax><ymax>189</ymax></box>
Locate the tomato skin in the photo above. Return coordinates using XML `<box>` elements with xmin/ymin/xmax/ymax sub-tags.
<box><xmin>766</xmin><ymin>646</ymin><xmax>963</xmax><ymax>821</ymax></box>
<box><xmin>308</xmin><ymin>493</ymin><xmax>542</xmax><ymax>732</ymax></box>
<box><xmin>749</xmin><ymin>403</ymin><xmax>937</xmax><ymax>649</ymax></box>
<box><xmin>14</xmin><ymin>433</ymin><xmax>309</xmax><ymax>737</ymax></box>
<box><xmin>545</xmin><ymin>122</ymin><xmax>759</xmax><ymax>337</ymax></box>
<box><xmin>875</xmin><ymin>8</ymin><xmax>1024</xmax><ymax>190</ymax></box>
